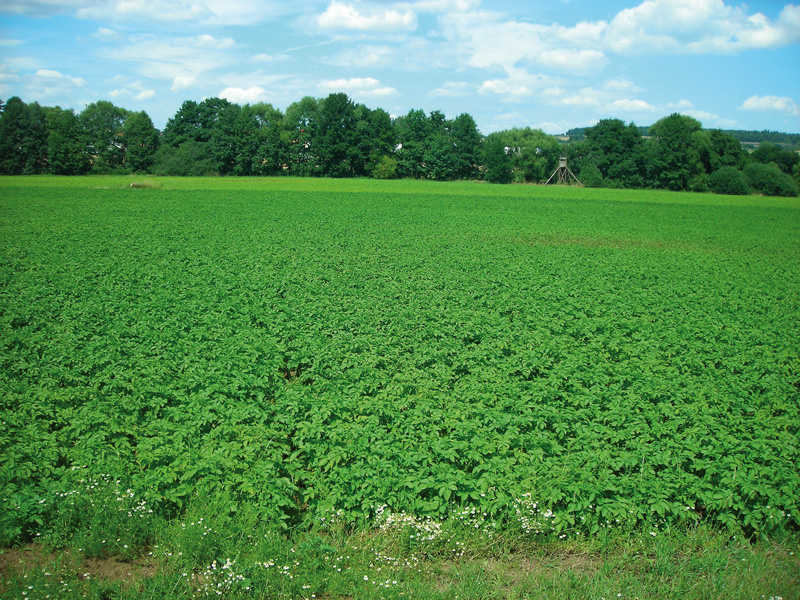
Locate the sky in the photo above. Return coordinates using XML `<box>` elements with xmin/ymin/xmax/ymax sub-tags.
<box><xmin>1</xmin><ymin>0</ymin><xmax>799</xmax><ymax>135</ymax></box>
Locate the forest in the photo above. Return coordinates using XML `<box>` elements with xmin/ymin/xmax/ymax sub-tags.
<box><xmin>0</xmin><ymin>93</ymin><xmax>798</xmax><ymax>196</ymax></box>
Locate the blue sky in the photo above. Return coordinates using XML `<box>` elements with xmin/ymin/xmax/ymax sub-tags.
<box><xmin>1</xmin><ymin>0</ymin><xmax>799</xmax><ymax>134</ymax></box>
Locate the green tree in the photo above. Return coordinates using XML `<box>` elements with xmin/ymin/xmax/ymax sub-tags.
<box><xmin>394</xmin><ymin>109</ymin><xmax>432</xmax><ymax>179</ymax></box>
<box><xmin>705</xmin><ymin>130</ymin><xmax>746</xmax><ymax>172</ymax></box>
<box><xmin>0</xmin><ymin>97</ymin><xmax>49</xmax><ymax>174</ymax></box>
<box><xmin>498</xmin><ymin>128</ymin><xmax>559</xmax><ymax>183</ymax></box>
<box><xmin>80</xmin><ymin>100</ymin><xmax>129</xmax><ymax>172</ymax></box>
<box><xmin>584</xmin><ymin>119</ymin><xmax>643</xmax><ymax>186</ymax></box>
<box><xmin>648</xmin><ymin>113</ymin><xmax>704</xmax><ymax>190</ymax></box>
<box><xmin>424</xmin><ymin>133</ymin><xmax>459</xmax><ymax>181</ymax></box>
<box><xmin>364</xmin><ymin>107</ymin><xmax>396</xmax><ymax>176</ymax></box>
<box><xmin>207</xmin><ymin>100</ymin><xmax>239</xmax><ymax>175</ymax></box>
<box><xmin>449</xmin><ymin>113</ymin><xmax>482</xmax><ymax>180</ymax></box>
<box><xmin>123</xmin><ymin>111</ymin><xmax>159</xmax><ymax>173</ymax></box>
<box><xmin>250</xmin><ymin>102</ymin><xmax>286</xmax><ymax>176</ymax></box>
<box><xmin>751</xmin><ymin>142</ymin><xmax>799</xmax><ymax>175</ymax></box>
<box><xmin>483</xmin><ymin>133</ymin><xmax>512</xmax><ymax>184</ymax></box>
<box><xmin>283</xmin><ymin>96</ymin><xmax>320</xmax><ymax>176</ymax></box>
<box><xmin>316</xmin><ymin>93</ymin><xmax>358</xmax><ymax>177</ymax></box>
<box><xmin>45</xmin><ymin>106</ymin><xmax>89</xmax><ymax>175</ymax></box>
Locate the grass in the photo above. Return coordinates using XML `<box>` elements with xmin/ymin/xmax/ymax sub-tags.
<box><xmin>1</xmin><ymin>175</ymin><xmax>798</xmax><ymax>599</ymax></box>
<box><xmin>1</xmin><ymin>517</ymin><xmax>797</xmax><ymax>599</ymax></box>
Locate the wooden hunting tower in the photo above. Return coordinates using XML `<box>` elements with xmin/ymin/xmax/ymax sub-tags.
<box><xmin>545</xmin><ymin>156</ymin><xmax>582</xmax><ymax>186</ymax></box>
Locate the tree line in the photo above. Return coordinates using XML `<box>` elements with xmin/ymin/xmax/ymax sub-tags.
<box><xmin>0</xmin><ymin>94</ymin><xmax>797</xmax><ymax>196</ymax></box>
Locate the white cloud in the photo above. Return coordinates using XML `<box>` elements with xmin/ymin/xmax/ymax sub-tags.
<box><xmin>0</xmin><ymin>38</ymin><xmax>24</xmax><ymax>47</ymax></box>
<box><xmin>77</xmin><ymin>1</ymin><xmax>213</xmax><ymax>22</ymax></box>
<box><xmin>317</xmin><ymin>1</ymin><xmax>417</xmax><ymax>32</ymax></box>
<box><xmin>328</xmin><ymin>44</ymin><xmax>395</xmax><ymax>68</ymax></box>
<box><xmin>430</xmin><ymin>81</ymin><xmax>469</xmax><ymax>97</ymax></box>
<box><xmin>605</xmin><ymin>0</ymin><xmax>800</xmax><ymax>54</ymax></box>
<box><xmin>479</xmin><ymin>79</ymin><xmax>533</xmax><ymax>98</ymax></box>
<box><xmin>0</xmin><ymin>0</ymin><xmax>88</xmax><ymax>17</ymax></box>
<box><xmin>411</xmin><ymin>0</ymin><xmax>480</xmax><ymax>12</ymax></box>
<box><xmin>562</xmin><ymin>93</ymin><xmax>602</xmax><ymax>107</ymax></box>
<box><xmin>91</xmin><ymin>27</ymin><xmax>119</xmax><ymax>40</ymax></box>
<box><xmin>536</xmin><ymin>48</ymin><xmax>607</xmax><ymax>72</ymax></box>
<box><xmin>171</xmin><ymin>75</ymin><xmax>196</xmax><ymax>91</ymax></box>
<box><xmin>0</xmin><ymin>66</ymin><xmax>21</xmax><ymax>84</ymax></box>
<box><xmin>740</xmin><ymin>95</ymin><xmax>800</xmax><ymax>116</ymax></box>
<box><xmin>35</xmin><ymin>69</ymin><xmax>85</xmax><ymax>87</ymax></box>
<box><xmin>318</xmin><ymin>77</ymin><xmax>398</xmax><ymax>97</ymax></box>
<box><xmin>219</xmin><ymin>86</ymin><xmax>271</xmax><ymax>104</ymax></box>
<box><xmin>252</xmin><ymin>53</ymin><xmax>288</xmax><ymax>63</ymax></box>
<box><xmin>603</xmin><ymin>78</ymin><xmax>640</xmax><ymax>92</ymax></box>
<box><xmin>608</xmin><ymin>98</ymin><xmax>657</xmax><ymax>112</ymax></box>
<box><xmin>667</xmin><ymin>99</ymin><xmax>694</xmax><ymax>110</ymax></box>
<box><xmin>136</xmin><ymin>89</ymin><xmax>156</xmax><ymax>100</ymax></box>
<box><xmin>194</xmin><ymin>34</ymin><xmax>235</xmax><ymax>49</ymax></box>
<box><xmin>537</xmin><ymin>121</ymin><xmax>565</xmax><ymax>135</ymax></box>
<box><xmin>1</xmin><ymin>0</ymin><xmax>287</xmax><ymax>25</ymax></box>
<box><xmin>105</xmin><ymin>34</ymin><xmax>236</xmax><ymax>86</ymax></box>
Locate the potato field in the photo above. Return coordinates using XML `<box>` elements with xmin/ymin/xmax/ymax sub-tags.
<box><xmin>1</xmin><ymin>177</ymin><xmax>798</xmax><ymax>598</ymax></box>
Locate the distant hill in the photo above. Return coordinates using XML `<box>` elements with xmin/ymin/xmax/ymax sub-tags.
<box><xmin>563</xmin><ymin>126</ymin><xmax>800</xmax><ymax>147</ymax></box>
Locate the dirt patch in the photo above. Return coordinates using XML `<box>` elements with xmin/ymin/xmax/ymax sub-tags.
<box><xmin>0</xmin><ymin>544</ymin><xmax>158</xmax><ymax>585</ymax></box>
<box><xmin>81</xmin><ymin>555</ymin><xmax>159</xmax><ymax>583</ymax></box>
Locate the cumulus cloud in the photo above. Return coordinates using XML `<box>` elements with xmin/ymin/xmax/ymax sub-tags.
<box><xmin>219</xmin><ymin>86</ymin><xmax>271</xmax><ymax>104</ymax></box>
<box><xmin>317</xmin><ymin>1</ymin><xmax>417</xmax><ymax>32</ymax></box>
<box><xmin>479</xmin><ymin>79</ymin><xmax>533</xmax><ymax>99</ymax></box>
<box><xmin>171</xmin><ymin>75</ymin><xmax>197</xmax><ymax>91</ymax></box>
<box><xmin>608</xmin><ymin>98</ymin><xmax>657</xmax><ymax>112</ymax></box>
<box><xmin>604</xmin><ymin>0</ymin><xmax>800</xmax><ymax>54</ymax></box>
<box><xmin>740</xmin><ymin>95</ymin><xmax>800</xmax><ymax>115</ymax></box>
<box><xmin>317</xmin><ymin>77</ymin><xmax>398</xmax><ymax>97</ymax></box>
<box><xmin>430</xmin><ymin>81</ymin><xmax>469</xmax><ymax>97</ymax></box>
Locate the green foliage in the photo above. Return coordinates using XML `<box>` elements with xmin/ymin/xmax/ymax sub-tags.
<box><xmin>744</xmin><ymin>162</ymin><xmax>799</xmax><ymax>197</ymax></box>
<box><xmin>496</xmin><ymin>127</ymin><xmax>560</xmax><ymax>183</ymax></box>
<box><xmin>371</xmin><ymin>155</ymin><xmax>398</xmax><ymax>179</ymax></box>
<box><xmin>2</xmin><ymin>178</ymin><xmax>799</xmax><ymax>555</ymax></box>
<box><xmin>709</xmin><ymin>166</ymin><xmax>750</xmax><ymax>195</ymax></box>
<box><xmin>152</xmin><ymin>140</ymin><xmax>215</xmax><ymax>176</ymax></box>
<box><xmin>80</xmin><ymin>100</ymin><xmax>129</xmax><ymax>173</ymax></box>
<box><xmin>751</xmin><ymin>142</ymin><xmax>800</xmax><ymax>175</ymax></box>
<box><xmin>648</xmin><ymin>113</ymin><xmax>704</xmax><ymax>191</ymax></box>
<box><xmin>123</xmin><ymin>111</ymin><xmax>160</xmax><ymax>173</ymax></box>
<box><xmin>45</xmin><ymin>106</ymin><xmax>90</xmax><ymax>175</ymax></box>
<box><xmin>579</xmin><ymin>164</ymin><xmax>604</xmax><ymax>188</ymax></box>
<box><xmin>482</xmin><ymin>133</ymin><xmax>512</xmax><ymax>184</ymax></box>
<box><xmin>0</xmin><ymin>97</ymin><xmax>49</xmax><ymax>174</ymax></box>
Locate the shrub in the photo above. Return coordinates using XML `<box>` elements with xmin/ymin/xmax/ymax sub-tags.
<box><xmin>744</xmin><ymin>162</ymin><xmax>799</xmax><ymax>197</ymax></box>
<box><xmin>708</xmin><ymin>166</ymin><xmax>749</xmax><ymax>195</ymax></box>
<box><xmin>372</xmin><ymin>155</ymin><xmax>398</xmax><ymax>180</ymax></box>
<box><xmin>579</xmin><ymin>164</ymin><xmax>604</xmax><ymax>188</ymax></box>
<box><xmin>152</xmin><ymin>141</ymin><xmax>216</xmax><ymax>176</ymax></box>
<box><xmin>689</xmin><ymin>174</ymin><xmax>709</xmax><ymax>193</ymax></box>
